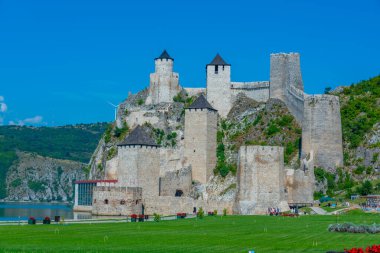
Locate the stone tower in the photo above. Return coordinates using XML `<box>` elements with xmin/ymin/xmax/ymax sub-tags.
<box><xmin>235</xmin><ymin>146</ymin><xmax>289</xmax><ymax>214</ymax></box>
<box><xmin>269</xmin><ymin>53</ymin><xmax>304</xmax><ymax>122</ymax></box>
<box><xmin>184</xmin><ymin>95</ymin><xmax>218</xmax><ymax>184</ymax></box>
<box><xmin>117</xmin><ymin>125</ymin><xmax>161</xmax><ymax>197</ymax></box>
<box><xmin>302</xmin><ymin>95</ymin><xmax>343</xmax><ymax>171</ymax></box>
<box><xmin>146</xmin><ymin>50</ymin><xmax>181</xmax><ymax>105</ymax></box>
<box><xmin>206</xmin><ymin>54</ymin><xmax>231</xmax><ymax>118</ymax></box>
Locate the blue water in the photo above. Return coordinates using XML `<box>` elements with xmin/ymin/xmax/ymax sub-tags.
<box><xmin>0</xmin><ymin>202</ymin><xmax>75</xmax><ymax>221</ymax></box>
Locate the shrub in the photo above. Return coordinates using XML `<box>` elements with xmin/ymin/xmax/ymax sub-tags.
<box><xmin>223</xmin><ymin>208</ymin><xmax>227</xmax><ymax>216</ymax></box>
<box><xmin>197</xmin><ymin>207</ymin><xmax>204</xmax><ymax>219</ymax></box>
<box><xmin>28</xmin><ymin>180</ymin><xmax>45</xmax><ymax>192</ymax></box>
<box><xmin>213</xmin><ymin>210</ymin><xmax>218</xmax><ymax>216</ymax></box>
<box><xmin>358</xmin><ymin>180</ymin><xmax>373</xmax><ymax>196</ymax></box>
<box><xmin>137</xmin><ymin>98</ymin><xmax>144</xmax><ymax>105</ymax></box>
<box><xmin>328</xmin><ymin>223</ymin><xmax>380</xmax><ymax>234</ymax></box>
<box><xmin>354</xmin><ymin>166</ymin><xmax>365</xmax><ymax>175</ymax></box>
<box><xmin>10</xmin><ymin>179</ymin><xmax>22</xmax><ymax>188</ymax></box>
<box><xmin>266</xmin><ymin>123</ymin><xmax>280</xmax><ymax>136</ymax></box>
<box><xmin>153</xmin><ymin>213</ymin><xmax>161</xmax><ymax>222</ymax></box>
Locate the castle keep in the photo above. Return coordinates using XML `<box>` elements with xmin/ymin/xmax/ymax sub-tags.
<box><xmin>74</xmin><ymin>50</ymin><xmax>343</xmax><ymax>216</ymax></box>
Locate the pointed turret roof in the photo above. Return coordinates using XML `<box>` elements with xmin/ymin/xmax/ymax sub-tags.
<box><xmin>186</xmin><ymin>94</ymin><xmax>217</xmax><ymax>111</ymax></box>
<box><xmin>155</xmin><ymin>50</ymin><xmax>174</xmax><ymax>61</ymax></box>
<box><xmin>118</xmin><ymin>125</ymin><xmax>159</xmax><ymax>147</ymax></box>
<box><xmin>207</xmin><ymin>54</ymin><xmax>230</xmax><ymax>66</ymax></box>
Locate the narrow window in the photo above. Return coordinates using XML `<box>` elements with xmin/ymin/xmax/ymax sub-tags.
<box><xmin>214</xmin><ymin>65</ymin><xmax>218</xmax><ymax>74</ymax></box>
<box><xmin>104</xmin><ymin>199</ymin><xmax>109</xmax><ymax>204</ymax></box>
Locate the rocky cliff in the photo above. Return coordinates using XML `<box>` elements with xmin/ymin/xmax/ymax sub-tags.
<box><xmin>0</xmin><ymin>123</ymin><xmax>107</xmax><ymax>200</ymax></box>
<box><xmin>6</xmin><ymin>152</ymin><xmax>85</xmax><ymax>201</ymax></box>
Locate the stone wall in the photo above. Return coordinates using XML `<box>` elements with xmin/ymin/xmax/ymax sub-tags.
<box><xmin>206</xmin><ymin>65</ymin><xmax>231</xmax><ymax>118</ymax></box>
<box><xmin>92</xmin><ymin>186</ymin><xmax>142</xmax><ymax>216</ymax></box>
<box><xmin>235</xmin><ymin>146</ymin><xmax>289</xmax><ymax>214</ymax></box>
<box><xmin>117</xmin><ymin>145</ymin><xmax>161</xmax><ymax>197</ymax></box>
<box><xmin>146</xmin><ymin>58</ymin><xmax>181</xmax><ymax>105</ymax></box>
<box><xmin>144</xmin><ymin>196</ymin><xmax>233</xmax><ymax>216</ymax></box>
<box><xmin>184</xmin><ymin>88</ymin><xmax>205</xmax><ymax>97</ymax></box>
<box><xmin>285</xmin><ymin>168</ymin><xmax>314</xmax><ymax>204</ymax></box>
<box><xmin>230</xmin><ymin>81</ymin><xmax>270</xmax><ymax>103</ymax></box>
<box><xmin>159</xmin><ymin>148</ymin><xmax>185</xmax><ymax>176</ymax></box>
<box><xmin>302</xmin><ymin>95</ymin><xmax>343</xmax><ymax>171</ymax></box>
<box><xmin>159</xmin><ymin>166</ymin><xmax>192</xmax><ymax>197</ymax></box>
<box><xmin>184</xmin><ymin>108</ymin><xmax>217</xmax><ymax>184</ymax></box>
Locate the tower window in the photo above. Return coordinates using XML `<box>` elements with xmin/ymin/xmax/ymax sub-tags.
<box><xmin>175</xmin><ymin>190</ymin><xmax>183</xmax><ymax>197</ymax></box>
<box><xmin>104</xmin><ymin>199</ymin><xmax>109</xmax><ymax>204</ymax></box>
<box><xmin>214</xmin><ymin>65</ymin><xmax>218</xmax><ymax>74</ymax></box>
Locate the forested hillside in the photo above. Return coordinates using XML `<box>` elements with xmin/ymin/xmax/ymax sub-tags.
<box><xmin>0</xmin><ymin>123</ymin><xmax>108</xmax><ymax>199</ymax></box>
<box><xmin>317</xmin><ymin>75</ymin><xmax>380</xmax><ymax>198</ymax></box>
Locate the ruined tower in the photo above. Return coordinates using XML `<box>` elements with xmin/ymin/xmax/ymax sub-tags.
<box><xmin>146</xmin><ymin>50</ymin><xmax>181</xmax><ymax>105</ymax></box>
<box><xmin>206</xmin><ymin>54</ymin><xmax>231</xmax><ymax>118</ymax></box>
<box><xmin>184</xmin><ymin>95</ymin><xmax>218</xmax><ymax>184</ymax></box>
<box><xmin>302</xmin><ymin>95</ymin><xmax>344</xmax><ymax>171</ymax></box>
<box><xmin>235</xmin><ymin>146</ymin><xmax>289</xmax><ymax>214</ymax></box>
<box><xmin>117</xmin><ymin>126</ymin><xmax>161</xmax><ymax>197</ymax></box>
<box><xmin>269</xmin><ymin>53</ymin><xmax>304</xmax><ymax>122</ymax></box>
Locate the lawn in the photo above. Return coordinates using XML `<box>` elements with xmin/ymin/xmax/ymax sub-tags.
<box><xmin>0</xmin><ymin>212</ymin><xmax>379</xmax><ymax>253</ymax></box>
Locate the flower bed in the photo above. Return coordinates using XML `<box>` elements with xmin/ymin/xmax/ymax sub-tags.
<box><xmin>280</xmin><ymin>213</ymin><xmax>298</xmax><ymax>217</ymax></box>
<box><xmin>345</xmin><ymin>244</ymin><xmax>380</xmax><ymax>253</ymax></box>
<box><xmin>138</xmin><ymin>214</ymin><xmax>144</xmax><ymax>222</ymax></box>
<box><xmin>28</xmin><ymin>217</ymin><xmax>36</xmax><ymax>225</ymax></box>
<box><xmin>176</xmin><ymin>213</ymin><xmax>186</xmax><ymax>219</ymax></box>
<box><xmin>130</xmin><ymin>214</ymin><xmax>137</xmax><ymax>222</ymax></box>
<box><xmin>207</xmin><ymin>212</ymin><xmax>214</xmax><ymax>216</ymax></box>
<box><xmin>43</xmin><ymin>217</ymin><xmax>51</xmax><ymax>224</ymax></box>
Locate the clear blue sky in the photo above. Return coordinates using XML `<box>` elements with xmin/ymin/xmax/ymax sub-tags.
<box><xmin>0</xmin><ymin>0</ymin><xmax>379</xmax><ymax>126</ymax></box>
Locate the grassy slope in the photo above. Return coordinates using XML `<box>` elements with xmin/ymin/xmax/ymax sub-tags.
<box><xmin>0</xmin><ymin>214</ymin><xmax>379</xmax><ymax>252</ymax></box>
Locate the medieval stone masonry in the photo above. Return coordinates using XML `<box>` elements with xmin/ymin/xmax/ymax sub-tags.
<box><xmin>74</xmin><ymin>50</ymin><xmax>343</xmax><ymax>216</ymax></box>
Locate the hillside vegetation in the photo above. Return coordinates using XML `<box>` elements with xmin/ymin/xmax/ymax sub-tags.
<box><xmin>0</xmin><ymin>123</ymin><xmax>108</xmax><ymax>199</ymax></box>
<box><xmin>317</xmin><ymin>75</ymin><xmax>380</xmax><ymax>198</ymax></box>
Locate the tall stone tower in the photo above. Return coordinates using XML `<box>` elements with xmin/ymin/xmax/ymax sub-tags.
<box><xmin>269</xmin><ymin>53</ymin><xmax>304</xmax><ymax>122</ymax></box>
<box><xmin>206</xmin><ymin>54</ymin><xmax>231</xmax><ymax>118</ymax></box>
<box><xmin>117</xmin><ymin>125</ymin><xmax>161</xmax><ymax>197</ymax></box>
<box><xmin>146</xmin><ymin>50</ymin><xmax>181</xmax><ymax>105</ymax></box>
<box><xmin>302</xmin><ymin>95</ymin><xmax>343</xmax><ymax>171</ymax></box>
<box><xmin>184</xmin><ymin>95</ymin><xmax>218</xmax><ymax>184</ymax></box>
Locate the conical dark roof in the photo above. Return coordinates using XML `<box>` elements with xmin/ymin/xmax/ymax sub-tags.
<box><xmin>186</xmin><ymin>94</ymin><xmax>217</xmax><ymax>111</ymax></box>
<box><xmin>118</xmin><ymin>125</ymin><xmax>158</xmax><ymax>147</ymax></box>
<box><xmin>207</xmin><ymin>54</ymin><xmax>230</xmax><ymax>66</ymax></box>
<box><xmin>155</xmin><ymin>50</ymin><xmax>174</xmax><ymax>61</ymax></box>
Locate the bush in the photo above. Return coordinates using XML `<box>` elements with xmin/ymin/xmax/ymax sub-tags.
<box><xmin>266</xmin><ymin>123</ymin><xmax>280</xmax><ymax>136</ymax></box>
<box><xmin>328</xmin><ymin>223</ymin><xmax>380</xmax><ymax>234</ymax></box>
<box><xmin>223</xmin><ymin>208</ymin><xmax>227</xmax><ymax>216</ymax></box>
<box><xmin>358</xmin><ymin>180</ymin><xmax>373</xmax><ymax>196</ymax></box>
<box><xmin>213</xmin><ymin>210</ymin><xmax>218</xmax><ymax>216</ymax></box>
<box><xmin>137</xmin><ymin>98</ymin><xmax>144</xmax><ymax>105</ymax></box>
<box><xmin>153</xmin><ymin>213</ymin><xmax>161</xmax><ymax>222</ymax></box>
<box><xmin>197</xmin><ymin>207</ymin><xmax>204</xmax><ymax>219</ymax></box>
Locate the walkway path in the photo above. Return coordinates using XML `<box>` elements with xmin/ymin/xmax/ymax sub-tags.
<box><xmin>310</xmin><ymin>206</ymin><xmax>328</xmax><ymax>215</ymax></box>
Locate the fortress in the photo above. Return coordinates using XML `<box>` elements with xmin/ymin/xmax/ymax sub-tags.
<box><xmin>74</xmin><ymin>50</ymin><xmax>343</xmax><ymax>216</ymax></box>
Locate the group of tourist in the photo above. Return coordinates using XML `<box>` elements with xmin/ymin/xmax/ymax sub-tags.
<box><xmin>267</xmin><ymin>207</ymin><xmax>281</xmax><ymax>216</ymax></box>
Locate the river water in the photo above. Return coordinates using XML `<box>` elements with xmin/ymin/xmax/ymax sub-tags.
<box><xmin>0</xmin><ymin>202</ymin><xmax>92</xmax><ymax>221</ymax></box>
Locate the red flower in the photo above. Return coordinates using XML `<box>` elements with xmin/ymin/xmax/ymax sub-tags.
<box><xmin>130</xmin><ymin>214</ymin><xmax>137</xmax><ymax>219</ymax></box>
<box><xmin>345</xmin><ymin>245</ymin><xmax>380</xmax><ymax>253</ymax></box>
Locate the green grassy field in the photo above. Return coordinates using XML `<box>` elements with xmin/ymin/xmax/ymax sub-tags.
<box><xmin>0</xmin><ymin>213</ymin><xmax>379</xmax><ymax>253</ymax></box>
